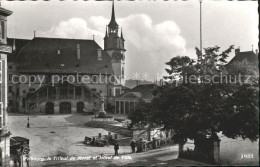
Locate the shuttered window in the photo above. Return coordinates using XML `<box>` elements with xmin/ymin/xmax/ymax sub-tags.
<box><xmin>1</xmin><ymin>21</ymin><xmax>5</xmax><ymax>39</ymax></box>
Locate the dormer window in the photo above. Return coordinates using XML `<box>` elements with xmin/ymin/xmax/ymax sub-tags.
<box><xmin>77</xmin><ymin>44</ymin><xmax>80</xmax><ymax>59</ymax></box>
<box><xmin>97</xmin><ymin>49</ymin><xmax>102</xmax><ymax>61</ymax></box>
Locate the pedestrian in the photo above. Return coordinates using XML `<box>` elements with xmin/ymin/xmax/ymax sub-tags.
<box><xmin>130</xmin><ymin>140</ymin><xmax>136</xmax><ymax>153</ymax></box>
<box><xmin>114</xmin><ymin>142</ymin><xmax>119</xmax><ymax>156</ymax></box>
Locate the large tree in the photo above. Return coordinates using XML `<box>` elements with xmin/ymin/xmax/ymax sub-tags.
<box><xmin>130</xmin><ymin>45</ymin><xmax>259</xmax><ymax>156</ymax></box>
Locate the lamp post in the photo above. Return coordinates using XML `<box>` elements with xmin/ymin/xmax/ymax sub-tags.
<box><xmin>27</xmin><ymin>115</ymin><xmax>30</xmax><ymax>128</ymax></box>
<box><xmin>26</xmin><ymin>101</ymin><xmax>30</xmax><ymax>128</ymax></box>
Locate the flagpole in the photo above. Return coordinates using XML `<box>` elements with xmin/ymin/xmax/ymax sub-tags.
<box><xmin>200</xmin><ymin>0</ymin><xmax>202</xmax><ymax>54</ymax></box>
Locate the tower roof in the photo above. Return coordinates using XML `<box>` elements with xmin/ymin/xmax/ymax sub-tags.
<box><xmin>121</xmin><ymin>28</ymin><xmax>124</xmax><ymax>40</ymax></box>
<box><xmin>0</xmin><ymin>7</ymin><xmax>13</xmax><ymax>16</ymax></box>
<box><xmin>108</xmin><ymin>0</ymin><xmax>119</xmax><ymax>30</ymax></box>
<box><xmin>104</xmin><ymin>26</ymin><xmax>108</xmax><ymax>38</ymax></box>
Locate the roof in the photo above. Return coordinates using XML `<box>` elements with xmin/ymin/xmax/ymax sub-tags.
<box><xmin>10</xmin><ymin>136</ymin><xmax>29</xmax><ymax>145</ymax></box>
<box><xmin>7</xmin><ymin>38</ymin><xmax>31</xmax><ymax>62</ymax></box>
<box><xmin>0</xmin><ymin>7</ymin><xmax>13</xmax><ymax>16</ymax></box>
<box><xmin>226</xmin><ymin>51</ymin><xmax>258</xmax><ymax>66</ymax></box>
<box><xmin>116</xmin><ymin>84</ymin><xmax>157</xmax><ymax>100</ymax></box>
<box><xmin>15</xmin><ymin>37</ymin><xmax>114</xmax><ymax>75</ymax></box>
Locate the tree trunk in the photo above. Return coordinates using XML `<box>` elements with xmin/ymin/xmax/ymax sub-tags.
<box><xmin>179</xmin><ymin>142</ymin><xmax>184</xmax><ymax>154</ymax></box>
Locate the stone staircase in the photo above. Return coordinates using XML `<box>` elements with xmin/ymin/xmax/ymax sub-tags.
<box><xmin>26</xmin><ymin>82</ymin><xmax>102</xmax><ymax>113</ymax></box>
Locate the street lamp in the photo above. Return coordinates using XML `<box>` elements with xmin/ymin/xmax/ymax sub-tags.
<box><xmin>26</xmin><ymin>101</ymin><xmax>30</xmax><ymax>128</ymax></box>
<box><xmin>27</xmin><ymin>115</ymin><xmax>30</xmax><ymax>128</ymax></box>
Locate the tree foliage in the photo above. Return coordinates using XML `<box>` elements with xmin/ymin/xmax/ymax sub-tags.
<box><xmin>130</xmin><ymin>45</ymin><xmax>259</xmax><ymax>144</ymax></box>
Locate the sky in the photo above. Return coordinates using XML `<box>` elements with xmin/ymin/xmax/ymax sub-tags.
<box><xmin>2</xmin><ymin>0</ymin><xmax>258</xmax><ymax>81</ymax></box>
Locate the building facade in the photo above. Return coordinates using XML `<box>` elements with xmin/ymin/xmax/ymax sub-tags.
<box><xmin>225</xmin><ymin>47</ymin><xmax>258</xmax><ymax>74</ymax></box>
<box><xmin>0</xmin><ymin>6</ymin><xmax>12</xmax><ymax>167</ymax></box>
<box><xmin>7</xmin><ymin>2</ymin><xmax>127</xmax><ymax>115</ymax></box>
<box><xmin>114</xmin><ymin>84</ymin><xmax>157</xmax><ymax>115</ymax></box>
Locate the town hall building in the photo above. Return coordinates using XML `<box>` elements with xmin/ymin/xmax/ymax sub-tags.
<box><xmin>7</xmin><ymin>2</ymin><xmax>127</xmax><ymax>114</ymax></box>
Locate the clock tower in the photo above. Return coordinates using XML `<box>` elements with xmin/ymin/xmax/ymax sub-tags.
<box><xmin>104</xmin><ymin>1</ymin><xmax>126</xmax><ymax>85</ymax></box>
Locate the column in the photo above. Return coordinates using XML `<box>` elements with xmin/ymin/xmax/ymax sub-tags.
<box><xmin>36</xmin><ymin>92</ymin><xmax>39</xmax><ymax>107</ymax></box>
<box><xmin>73</xmin><ymin>87</ymin><xmax>76</xmax><ymax>100</ymax></box>
<box><xmin>47</xmin><ymin>87</ymin><xmax>49</xmax><ymax>100</ymax></box>
<box><xmin>119</xmin><ymin>101</ymin><xmax>121</xmax><ymax>114</ymax></box>
<box><xmin>129</xmin><ymin>101</ymin><xmax>131</xmax><ymax>115</ymax></box>
<box><xmin>81</xmin><ymin>87</ymin><xmax>84</xmax><ymax>99</ymax></box>
<box><xmin>115</xmin><ymin>100</ymin><xmax>117</xmax><ymax>113</ymax></box>
<box><xmin>56</xmin><ymin>87</ymin><xmax>58</xmax><ymax>99</ymax></box>
<box><xmin>67</xmin><ymin>87</ymin><xmax>69</xmax><ymax>99</ymax></box>
<box><xmin>124</xmin><ymin>101</ymin><xmax>126</xmax><ymax>114</ymax></box>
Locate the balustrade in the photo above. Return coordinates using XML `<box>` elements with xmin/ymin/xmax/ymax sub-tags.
<box><xmin>27</xmin><ymin>84</ymin><xmax>101</xmax><ymax>112</ymax></box>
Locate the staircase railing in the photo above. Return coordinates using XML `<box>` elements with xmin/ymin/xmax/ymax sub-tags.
<box><xmin>27</xmin><ymin>82</ymin><xmax>103</xmax><ymax>113</ymax></box>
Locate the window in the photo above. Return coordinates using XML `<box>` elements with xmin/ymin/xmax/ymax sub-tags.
<box><xmin>77</xmin><ymin>76</ymin><xmax>81</xmax><ymax>83</ymax></box>
<box><xmin>0</xmin><ymin>102</ymin><xmax>2</xmax><ymax>115</ymax></box>
<box><xmin>1</xmin><ymin>21</ymin><xmax>5</xmax><ymax>39</ymax></box>
<box><xmin>8</xmin><ymin>65</ymin><xmax>12</xmax><ymax>70</ymax></box>
<box><xmin>9</xmin><ymin>74</ymin><xmax>12</xmax><ymax>81</ymax></box>
<box><xmin>115</xmin><ymin>88</ymin><xmax>121</xmax><ymax>96</ymax></box>
<box><xmin>8</xmin><ymin>86</ymin><xmax>13</xmax><ymax>92</ymax></box>
<box><xmin>97</xmin><ymin>49</ymin><xmax>102</xmax><ymax>61</ymax></box>
<box><xmin>30</xmin><ymin>76</ymin><xmax>35</xmax><ymax>82</ymax></box>
<box><xmin>0</xmin><ymin>102</ymin><xmax>2</xmax><ymax>128</ymax></box>
<box><xmin>16</xmin><ymin>88</ymin><xmax>20</xmax><ymax>96</ymax></box>
<box><xmin>92</xmin><ymin>76</ymin><xmax>97</xmax><ymax>83</ymax></box>
<box><xmin>8</xmin><ymin>100</ymin><xmax>13</xmax><ymax>107</ymax></box>
<box><xmin>22</xmin><ymin>98</ymin><xmax>26</xmax><ymax>108</ymax></box>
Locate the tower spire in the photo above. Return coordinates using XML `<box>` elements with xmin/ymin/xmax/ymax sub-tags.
<box><xmin>108</xmin><ymin>0</ymin><xmax>119</xmax><ymax>30</ymax></box>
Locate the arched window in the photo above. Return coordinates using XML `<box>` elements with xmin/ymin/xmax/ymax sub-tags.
<box><xmin>122</xmin><ymin>67</ymin><xmax>124</xmax><ymax>79</ymax></box>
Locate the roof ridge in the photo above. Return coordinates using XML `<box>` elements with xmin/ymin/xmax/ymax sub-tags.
<box><xmin>7</xmin><ymin>37</ymin><xmax>32</xmax><ymax>41</ymax></box>
<box><xmin>34</xmin><ymin>37</ymin><xmax>95</xmax><ymax>41</ymax></box>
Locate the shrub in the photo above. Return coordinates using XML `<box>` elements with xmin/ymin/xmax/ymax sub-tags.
<box><xmin>98</xmin><ymin>112</ymin><xmax>106</xmax><ymax>118</ymax></box>
<box><xmin>179</xmin><ymin>148</ymin><xmax>214</xmax><ymax>164</ymax></box>
<box><xmin>97</xmin><ymin>112</ymin><xmax>113</xmax><ymax>118</ymax></box>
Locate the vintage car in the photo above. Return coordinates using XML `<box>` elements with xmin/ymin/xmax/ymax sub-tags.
<box><xmin>10</xmin><ymin>136</ymin><xmax>30</xmax><ymax>155</ymax></box>
<box><xmin>84</xmin><ymin>136</ymin><xmax>109</xmax><ymax>147</ymax></box>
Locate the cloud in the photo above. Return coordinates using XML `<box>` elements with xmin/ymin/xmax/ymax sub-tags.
<box><xmin>39</xmin><ymin>14</ymin><xmax>187</xmax><ymax>81</ymax></box>
<box><xmin>116</xmin><ymin>14</ymin><xmax>187</xmax><ymax>80</ymax></box>
<box><xmin>38</xmin><ymin>18</ymin><xmax>104</xmax><ymax>40</ymax></box>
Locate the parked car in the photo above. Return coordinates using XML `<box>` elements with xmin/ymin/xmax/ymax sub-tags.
<box><xmin>10</xmin><ymin>136</ymin><xmax>30</xmax><ymax>155</ymax></box>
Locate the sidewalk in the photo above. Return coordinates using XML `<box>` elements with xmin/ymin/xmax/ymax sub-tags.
<box><xmin>29</xmin><ymin>145</ymin><xmax>209</xmax><ymax>167</ymax></box>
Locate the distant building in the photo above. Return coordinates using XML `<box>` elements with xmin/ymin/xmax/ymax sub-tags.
<box><xmin>0</xmin><ymin>6</ymin><xmax>12</xmax><ymax>167</ymax></box>
<box><xmin>225</xmin><ymin>47</ymin><xmax>258</xmax><ymax>74</ymax></box>
<box><xmin>114</xmin><ymin>84</ymin><xmax>157</xmax><ymax>115</ymax></box>
<box><xmin>125</xmin><ymin>79</ymin><xmax>154</xmax><ymax>89</ymax></box>
<box><xmin>7</xmin><ymin>1</ymin><xmax>127</xmax><ymax>114</ymax></box>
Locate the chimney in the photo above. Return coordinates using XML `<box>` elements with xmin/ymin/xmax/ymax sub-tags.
<box><xmin>57</xmin><ymin>44</ymin><xmax>61</xmax><ymax>55</ymax></box>
<box><xmin>97</xmin><ymin>49</ymin><xmax>102</xmax><ymax>60</ymax></box>
<box><xmin>256</xmin><ymin>49</ymin><xmax>258</xmax><ymax>55</ymax></box>
<box><xmin>77</xmin><ymin>44</ymin><xmax>80</xmax><ymax>59</ymax></box>
<box><xmin>235</xmin><ymin>47</ymin><xmax>240</xmax><ymax>54</ymax></box>
<box><xmin>13</xmin><ymin>38</ymin><xmax>16</xmax><ymax>51</ymax></box>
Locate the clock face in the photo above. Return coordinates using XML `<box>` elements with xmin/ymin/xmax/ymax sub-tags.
<box><xmin>112</xmin><ymin>51</ymin><xmax>122</xmax><ymax>62</ymax></box>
